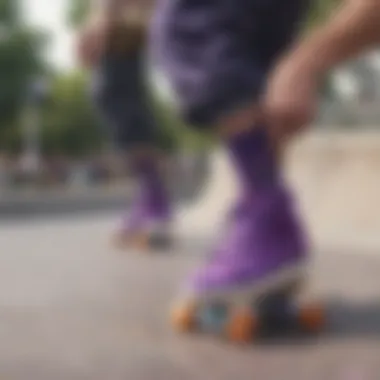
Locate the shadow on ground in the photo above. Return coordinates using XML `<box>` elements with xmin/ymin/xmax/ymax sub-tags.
<box><xmin>324</xmin><ymin>298</ymin><xmax>380</xmax><ymax>339</ymax></box>
<box><xmin>249</xmin><ymin>298</ymin><xmax>380</xmax><ymax>348</ymax></box>
<box><xmin>1</xmin><ymin>217</ymin><xmax>379</xmax><ymax>379</ymax></box>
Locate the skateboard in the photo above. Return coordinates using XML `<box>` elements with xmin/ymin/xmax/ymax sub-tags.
<box><xmin>171</xmin><ymin>284</ymin><xmax>325</xmax><ymax>344</ymax></box>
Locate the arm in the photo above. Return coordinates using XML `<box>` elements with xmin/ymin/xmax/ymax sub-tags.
<box><xmin>76</xmin><ymin>1</ymin><xmax>124</xmax><ymax>68</ymax></box>
<box><xmin>288</xmin><ymin>0</ymin><xmax>380</xmax><ymax>76</ymax></box>
<box><xmin>263</xmin><ymin>0</ymin><xmax>380</xmax><ymax>140</ymax></box>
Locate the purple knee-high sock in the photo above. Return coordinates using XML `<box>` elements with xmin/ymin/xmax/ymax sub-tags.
<box><xmin>227</xmin><ymin>126</ymin><xmax>281</xmax><ymax>197</ymax></box>
<box><xmin>227</xmin><ymin>126</ymin><xmax>307</xmax><ymax>253</ymax></box>
<box><xmin>132</xmin><ymin>156</ymin><xmax>171</xmax><ymax>222</ymax></box>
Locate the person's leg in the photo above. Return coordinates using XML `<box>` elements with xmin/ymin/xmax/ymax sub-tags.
<box><xmin>180</xmin><ymin>106</ymin><xmax>307</xmax><ymax>297</ymax></box>
<box><xmin>151</xmin><ymin>0</ymin><xmax>319</xmax><ymax>338</ymax></box>
<box><xmin>174</xmin><ymin>90</ymin><xmax>307</xmax><ymax>306</ymax></box>
<box><xmin>119</xmin><ymin>146</ymin><xmax>172</xmax><ymax>240</ymax></box>
<box><xmin>100</xmin><ymin>100</ymin><xmax>173</xmax><ymax>250</ymax></box>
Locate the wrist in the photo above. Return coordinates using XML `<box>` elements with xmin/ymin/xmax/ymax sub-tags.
<box><xmin>287</xmin><ymin>42</ymin><xmax>329</xmax><ymax>79</ymax></box>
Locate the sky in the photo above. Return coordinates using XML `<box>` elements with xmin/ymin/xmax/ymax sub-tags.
<box><xmin>23</xmin><ymin>0</ymin><xmax>74</xmax><ymax>70</ymax></box>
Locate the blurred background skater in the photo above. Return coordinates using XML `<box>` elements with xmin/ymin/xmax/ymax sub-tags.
<box><xmin>77</xmin><ymin>0</ymin><xmax>174</xmax><ymax>251</ymax></box>
<box><xmin>149</xmin><ymin>0</ymin><xmax>318</xmax><ymax>339</ymax></box>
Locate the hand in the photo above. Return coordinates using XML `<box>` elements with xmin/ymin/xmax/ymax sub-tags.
<box><xmin>262</xmin><ymin>55</ymin><xmax>319</xmax><ymax>142</ymax></box>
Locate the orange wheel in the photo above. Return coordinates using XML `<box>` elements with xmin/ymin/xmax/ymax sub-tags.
<box><xmin>298</xmin><ymin>303</ymin><xmax>325</xmax><ymax>332</ymax></box>
<box><xmin>171</xmin><ymin>303</ymin><xmax>197</xmax><ymax>333</ymax></box>
<box><xmin>226</xmin><ymin>310</ymin><xmax>258</xmax><ymax>344</ymax></box>
<box><xmin>132</xmin><ymin>233</ymin><xmax>150</xmax><ymax>251</ymax></box>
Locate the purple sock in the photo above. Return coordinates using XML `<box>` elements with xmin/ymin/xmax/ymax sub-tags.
<box><xmin>132</xmin><ymin>156</ymin><xmax>171</xmax><ymax>221</ymax></box>
<box><xmin>227</xmin><ymin>126</ymin><xmax>307</xmax><ymax>256</ymax></box>
<box><xmin>227</xmin><ymin>126</ymin><xmax>281</xmax><ymax>195</ymax></box>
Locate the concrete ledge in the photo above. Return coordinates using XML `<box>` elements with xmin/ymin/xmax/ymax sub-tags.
<box><xmin>184</xmin><ymin>129</ymin><xmax>380</xmax><ymax>248</ymax></box>
<box><xmin>0</xmin><ymin>186</ymin><xmax>132</xmax><ymax>219</ymax></box>
<box><xmin>0</xmin><ymin>172</ymin><xmax>208</xmax><ymax>219</ymax></box>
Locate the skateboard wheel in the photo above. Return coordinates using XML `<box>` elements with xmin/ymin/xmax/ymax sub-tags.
<box><xmin>171</xmin><ymin>302</ymin><xmax>197</xmax><ymax>333</ymax></box>
<box><xmin>298</xmin><ymin>303</ymin><xmax>325</xmax><ymax>332</ymax></box>
<box><xmin>226</xmin><ymin>310</ymin><xmax>258</xmax><ymax>343</ymax></box>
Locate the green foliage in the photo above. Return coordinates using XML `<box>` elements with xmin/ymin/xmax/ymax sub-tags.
<box><xmin>0</xmin><ymin>0</ymin><xmax>46</xmax><ymax>144</ymax></box>
<box><xmin>0</xmin><ymin>0</ymin><xmax>19</xmax><ymax>25</ymax></box>
<box><xmin>40</xmin><ymin>71</ymin><xmax>103</xmax><ymax>157</ymax></box>
<box><xmin>307</xmin><ymin>0</ymin><xmax>341</xmax><ymax>29</ymax></box>
<box><xmin>66</xmin><ymin>0</ymin><xmax>91</xmax><ymax>29</ymax></box>
<box><xmin>0</xmin><ymin>30</ymin><xmax>45</xmax><ymax>123</ymax></box>
<box><xmin>0</xmin><ymin>71</ymin><xmax>104</xmax><ymax>155</ymax></box>
<box><xmin>152</xmin><ymin>96</ymin><xmax>214</xmax><ymax>152</ymax></box>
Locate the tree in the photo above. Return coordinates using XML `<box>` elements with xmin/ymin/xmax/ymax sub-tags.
<box><xmin>0</xmin><ymin>0</ymin><xmax>47</xmax><ymax>147</ymax></box>
<box><xmin>66</xmin><ymin>0</ymin><xmax>91</xmax><ymax>29</ymax></box>
<box><xmin>41</xmin><ymin>71</ymin><xmax>104</xmax><ymax>157</ymax></box>
<box><xmin>307</xmin><ymin>0</ymin><xmax>341</xmax><ymax>28</ymax></box>
<box><xmin>0</xmin><ymin>0</ymin><xmax>19</xmax><ymax>25</ymax></box>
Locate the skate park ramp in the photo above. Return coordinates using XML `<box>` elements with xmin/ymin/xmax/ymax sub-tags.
<box><xmin>287</xmin><ymin>130</ymin><xmax>380</xmax><ymax>250</ymax></box>
<box><xmin>180</xmin><ymin>129</ymin><xmax>380</xmax><ymax>250</ymax></box>
<box><xmin>1</xmin><ymin>130</ymin><xmax>380</xmax><ymax>379</ymax></box>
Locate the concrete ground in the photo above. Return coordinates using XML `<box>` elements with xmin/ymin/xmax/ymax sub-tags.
<box><xmin>0</xmin><ymin>212</ymin><xmax>379</xmax><ymax>380</ymax></box>
<box><xmin>1</xmin><ymin>131</ymin><xmax>380</xmax><ymax>379</ymax></box>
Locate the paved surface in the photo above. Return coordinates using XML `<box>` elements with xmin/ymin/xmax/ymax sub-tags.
<box><xmin>0</xmin><ymin>212</ymin><xmax>380</xmax><ymax>380</ymax></box>
<box><xmin>1</xmin><ymin>131</ymin><xmax>380</xmax><ymax>379</ymax></box>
